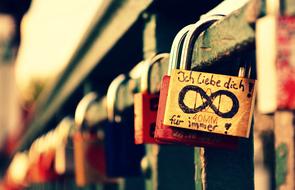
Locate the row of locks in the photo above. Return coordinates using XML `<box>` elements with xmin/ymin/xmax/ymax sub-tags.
<box><xmin>4</xmin><ymin>15</ymin><xmax>258</xmax><ymax>189</ymax></box>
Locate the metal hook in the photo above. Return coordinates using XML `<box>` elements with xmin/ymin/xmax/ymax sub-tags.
<box><xmin>180</xmin><ymin>15</ymin><xmax>224</xmax><ymax>70</ymax></box>
<box><xmin>56</xmin><ymin>117</ymin><xmax>74</xmax><ymax>144</ymax></box>
<box><xmin>75</xmin><ymin>92</ymin><xmax>98</xmax><ymax>130</ymax></box>
<box><xmin>168</xmin><ymin>24</ymin><xmax>194</xmax><ymax>75</ymax></box>
<box><xmin>141</xmin><ymin>53</ymin><xmax>170</xmax><ymax>93</ymax></box>
<box><xmin>106</xmin><ymin>74</ymin><xmax>127</xmax><ymax>122</ymax></box>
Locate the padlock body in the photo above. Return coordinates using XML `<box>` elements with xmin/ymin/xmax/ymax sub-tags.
<box><xmin>73</xmin><ymin>131</ymin><xmax>106</xmax><ymax>187</ymax></box>
<box><xmin>105</xmin><ymin>121</ymin><xmax>145</xmax><ymax>177</ymax></box>
<box><xmin>163</xmin><ymin>69</ymin><xmax>256</xmax><ymax>138</ymax></box>
<box><xmin>27</xmin><ymin>150</ymin><xmax>58</xmax><ymax>183</ymax></box>
<box><xmin>134</xmin><ymin>92</ymin><xmax>159</xmax><ymax>144</ymax></box>
<box><xmin>277</xmin><ymin>16</ymin><xmax>295</xmax><ymax>109</ymax></box>
<box><xmin>155</xmin><ymin>75</ymin><xmax>238</xmax><ymax>149</ymax></box>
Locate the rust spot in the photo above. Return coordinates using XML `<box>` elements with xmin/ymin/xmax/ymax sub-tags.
<box><xmin>222</xmin><ymin>36</ymin><xmax>235</xmax><ymax>41</ymax></box>
<box><xmin>200</xmin><ymin>47</ymin><xmax>212</xmax><ymax>51</ymax></box>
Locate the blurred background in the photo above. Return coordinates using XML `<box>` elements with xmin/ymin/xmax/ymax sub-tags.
<box><xmin>0</xmin><ymin>0</ymin><xmax>103</xmax><ymax>154</ymax></box>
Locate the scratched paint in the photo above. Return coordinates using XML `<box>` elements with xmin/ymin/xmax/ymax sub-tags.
<box><xmin>275</xmin><ymin>143</ymin><xmax>288</xmax><ymax>189</ymax></box>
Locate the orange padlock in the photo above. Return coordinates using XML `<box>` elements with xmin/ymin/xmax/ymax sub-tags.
<box><xmin>73</xmin><ymin>92</ymin><xmax>108</xmax><ymax>187</ymax></box>
<box><xmin>154</xmin><ymin>16</ymin><xmax>239</xmax><ymax>149</ymax></box>
<box><xmin>134</xmin><ymin>53</ymin><xmax>169</xmax><ymax>144</ymax></box>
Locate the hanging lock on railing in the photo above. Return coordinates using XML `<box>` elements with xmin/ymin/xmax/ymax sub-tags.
<box><xmin>163</xmin><ymin>16</ymin><xmax>256</xmax><ymax>139</ymax></box>
<box><xmin>134</xmin><ymin>53</ymin><xmax>169</xmax><ymax>144</ymax></box>
<box><xmin>4</xmin><ymin>152</ymin><xmax>29</xmax><ymax>190</ymax></box>
<box><xmin>73</xmin><ymin>92</ymin><xmax>107</xmax><ymax>187</ymax></box>
<box><xmin>54</xmin><ymin>117</ymin><xmax>75</xmax><ymax>176</ymax></box>
<box><xmin>154</xmin><ymin>24</ymin><xmax>193</xmax><ymax>145</ymax></box>
<box><xmin>106</xmin><ymin>71</ymin><xmax>145</xmax><ymax>177</ymax></box>
<box><xmin>27</xmin><ymin>134</ymin><xmax>58</xmax><ymax>183</ymax></box>
<box><xmin>155</xmin><ymin>16</ymin><xmax>242</xmax><ymax>148</ymax></box>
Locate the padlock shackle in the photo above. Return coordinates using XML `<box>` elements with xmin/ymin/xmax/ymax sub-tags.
<box><xmin>129</xmin><ymin>60</ymin><xmax>148</xmax><ymax>79</ymax></box>
<box><xmin>106</xmin><ymin>74</ymin><xmax>127</xmax><ymax>122</ymax></box>
<box><xmin>74</xmin><ymin>92</ymin><xmax>98</xmax><ymax>130</ymax></box>
<box><xmin>180</xmin><ymin>15</ymin><xmax>224</xmax><ymax>70</ymax></box>
<box><xmin>168</xmin><ymin>24</ymin><xmax>193</xmax><ymax>75</ymax></box>
<box><xmin>56</xmin><ymin>117</ymin><xmax>74</xmax><ymax>144</ymax></box>
<box><xmin>29</xmin><ymin>135</ymin><xmax>47</xmax><ymax>163</ymax></box>
<box><xmin>238</xmin><ymin>61</ymin><xmax>252</xmax><ymax>78</ymax></box>
<box><xmin>141</xmin><ymin>53</ymin><xmax>170</xmax><ymax>93</ymax></box>
<box><xmin>28</xmin><ymin>138</ymin><xmax>40</xmax><ymax>163</ymax></box>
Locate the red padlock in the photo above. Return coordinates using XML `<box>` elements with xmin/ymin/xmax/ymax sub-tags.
<box><xmin>155</xmin><ymin>16</ymin><xmax>238</xmax><ymax>149</ymax></box>
<box><xmin>27</xmin><ymin>130</ymin><xmax>62</xmax><ymax>183</ymax></box>
<box><xmin>27</xmin><ymin>143</ymin><xmax>58</xmax><ymax>183</ymax></box>
<box><xmin>134</xmin><ymin>53</ymin><xmax>169</xmax><ymax>144</ymax></box>
<box><xmin>277</xmin><ymin>16</ymin><xmax>295</xmax><ymax>109</ymax></box>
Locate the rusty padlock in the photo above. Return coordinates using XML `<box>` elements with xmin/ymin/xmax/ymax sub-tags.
<box><xmin>73</xmin><ymin>92</ymin><xmax>107</xmax><ymax>186</ymax></box>
<box><xmin>54</xmin><ymin>117</ymin><xmax>75</xmax><ymax>176</ymax></box>
<box><xmin>134</xmin><ymin>53</ymin><xmax>169</xmax><ymax>144</ymax></box>
<box><xmin>155</xmin><ymin>16</ymin><xmax>242</xmax><ymax>148</ymax></box>
<box><xmin>106</xmin><ymin>71</ymin><xmax>145</xmax><ymax>177</ymax></box>
<box><xmin>163</xmin><ymin>15</ymin><xmax>256</xmax><ymax>139</ymax></box>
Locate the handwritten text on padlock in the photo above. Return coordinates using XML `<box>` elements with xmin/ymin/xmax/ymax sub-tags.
<box><xmin>163</xmin><ymin>69</ymin><xmax>256</xmax><ymax>138</ymax></box>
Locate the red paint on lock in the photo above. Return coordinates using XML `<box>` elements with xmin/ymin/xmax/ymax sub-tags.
<box><xmin>85</xmin><ymin>134</ymin><xmax>106</xmax><ymax>174</ymax></box>
<box><xmin>1</xmin><ymin>177</ymin><xmax>26</xmax><ymax>190</ymax></box>
<box><xmin>27</xmin><ymin>150</ymin><xmax>58</xmax><ymax>183</ymax></box>
<box><xmin>154</xmin><ymin>75</ymin><xmax>238</xmax><ymax>149</ymax></box>
<box><xmin>134</xmin><ymin>92</ymin><xmax>159</xmax><ymax>144</ymax></box>
<box><xmin>277</xmin><ymin>16</ymin><xmax>295</xmax><ymax>109</ymax></box>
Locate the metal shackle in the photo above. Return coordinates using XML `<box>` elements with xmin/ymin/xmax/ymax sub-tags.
<box><xmin>168</xmin><ymin>24</ymin><xmax>194</xmax><ymax>75</ymax></box>
<box><xmin>56</xmin><ymin>117</ymin><xmax>74</xmax><ymax>144</ymax></box>
<box><xmin>107</xmin><ymin>60</ymin><xmax>147</xmax><ymax>122</ymax></box>
<box><xmin>141</xmin><ymin>53</ymin><xmax>170</xmax><ymax>93</ymax></box>
<box><xmin>75</xmin><ymin>92</ymin><xmax>98</xmax><ymax>131</ymax></box>
<box><xmin>180</xmin><ymin>15</ymin><xmax>224</xmax><ymax>70</ymax></box>
<box><xmin>106</xmin><ymin>74</ymin><xmax>127</xmax><ymax>122</ymax></box>
<box><xmin>128</xmin><ymin>60</ymin><xmax>149</xmax><ymax>94</ymax></box>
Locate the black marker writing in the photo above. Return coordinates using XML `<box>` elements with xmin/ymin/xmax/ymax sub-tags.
<box><xmin>178</xmin><ymin>85</ymin><xmax>239</xmax><ymax>118</ymax></box>
<box><xmin>169</xmin><ymin>115</ymin><xmax>184</xmax><ymax>125</ymax></box>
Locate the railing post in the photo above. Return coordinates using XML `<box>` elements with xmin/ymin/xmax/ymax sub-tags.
<box><xmin>191</xmin><ymin>5</ymin><xmax>257</xmax><ymax>189</ymax></box>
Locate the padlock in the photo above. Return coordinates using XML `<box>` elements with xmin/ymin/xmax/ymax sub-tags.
<box><xmin>73</xmin><ymin>92</ymin><xmax>107</xmax><ymax>187</ymax></box>
<box><xmin>54</xmin><ymin>117</ymin><xmax>75</xmax><ymax>176</ymax></box>
<box><xmin>134</xmin><ymin>53</ymin><xmax>169</xmax><ymax>144</ymax></box>
<box><xmin>27</xmin><ymin>135</ymin><xmax>58</xmax><ymax>183</ymax></box>
<box><xmin>155</xmin><ymin>16</ymin><xmax>241</xmax><ymax>148</ymax></box>
<box><xmin>163</xmin><ymin>15</ymin><xmax>256</xmax><ymax>139</ymax></box>
<box><xmin>4</xmin><ymin>152</ymin><xmax>29</xmax><ymax>190</ymax></box>
<box><xmin>276</xmin><ymin>16</ymin><xmax>295</xmax><ymax>109</ymax></box>
<box><xmin>106</xmin><ymin>73</ymin><xmax>145</xmax><ymax>177</ymax></box>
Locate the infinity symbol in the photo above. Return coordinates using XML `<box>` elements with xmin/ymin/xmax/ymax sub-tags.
<box><xmin>178</xmin><ymin>85</ymin><xmax>239</xmax><ymax>118</ymax></box>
